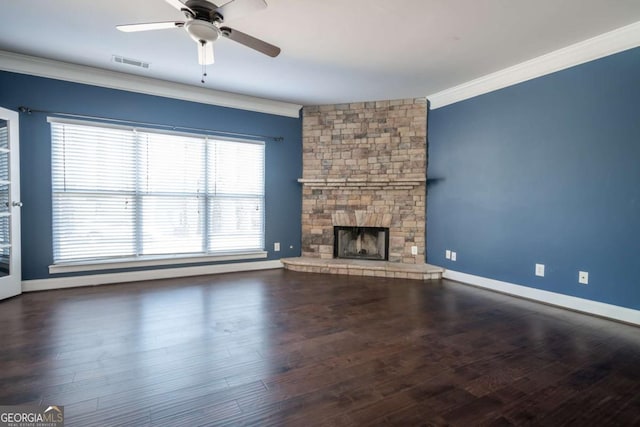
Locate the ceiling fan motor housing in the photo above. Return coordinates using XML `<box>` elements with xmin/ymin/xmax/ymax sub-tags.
<box><xmin>184</xmin><ymin>0</ymin><xmax>222</xmax><ymax>21</ymax></box>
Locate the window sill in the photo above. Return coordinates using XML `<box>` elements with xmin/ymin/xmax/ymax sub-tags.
<box><xmin>49</xmin><ymin>251</ymin><xmax>269</xmax><ymax>274</ymax></box>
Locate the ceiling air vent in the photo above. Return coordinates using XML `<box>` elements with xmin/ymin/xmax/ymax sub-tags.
<box><xmin>112</xmin><ymin>55</ymin><xmax>150</xmax><ymax>69</ymax></box>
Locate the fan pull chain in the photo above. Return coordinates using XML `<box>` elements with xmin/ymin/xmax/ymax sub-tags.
<box><xmin>200</xmin><ymin>41</ymin><xmax>208</xmax><ymax>84</ymax></box>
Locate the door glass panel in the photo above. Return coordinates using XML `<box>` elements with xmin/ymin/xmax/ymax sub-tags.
<box><xmin>0</xmin><ymin>119</ymin><xmax>7</xmax><ymax>149</ymax></box>
<box><xmin>0</xmin><ymin>216</ymin><xmax>9</xmax><ymax>244</ymax></box>
<box><xmin>0</xmin><ymin>118</ymin><xmax>9</xmax><ymax>277</ymax></box>
<box><xmin>0</xmin><ymin>183</ymin><xmax>8</xmax><ymax>214</ymax></box>
<box><xmin>0</xmin><ymin>151</ymin><xmax>8</xmax><ymax>182</ymax></box>
<box><xmin>0</xmin><ymin>247</ymin><xmax>8</xmax><ymax>277</ymax></box>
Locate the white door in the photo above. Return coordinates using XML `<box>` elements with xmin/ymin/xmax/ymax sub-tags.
<box><xmin>0</xmin><ymin>107</ymin><xmax>22</xmax><ymax>300</ymax></box>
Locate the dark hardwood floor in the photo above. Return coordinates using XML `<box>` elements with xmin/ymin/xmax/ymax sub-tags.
<box><xmin>1</xmin><ymin>269</ymin><xmax>639</xmax><ymax>426</ymax></box>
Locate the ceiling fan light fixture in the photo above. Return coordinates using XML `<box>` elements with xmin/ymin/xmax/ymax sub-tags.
<box><xmin>198</xmin><ymin>41</ymin><xmax>215</xmax><ymax>65</ymax></box>
<box><xmin>185</xmin><ymin>19</ymin><xmax>220</xmax><ymax>43</ymax></box>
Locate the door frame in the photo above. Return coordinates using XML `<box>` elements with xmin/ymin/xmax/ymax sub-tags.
<box><xmin>0</xmin><ymin>106</ymin><xmax>22</xmax><ymax>300</ymax></box>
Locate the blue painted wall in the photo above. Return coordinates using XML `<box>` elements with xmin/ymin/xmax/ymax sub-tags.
<box><xmin>0</xmin><ymin>71</ymin><xmax>302</xmax><ymax>280</ymax></box>
<box><xmin>427</xmin><ymin>47</ymin><xmax>640</xmax><ymax>310</ymax></box>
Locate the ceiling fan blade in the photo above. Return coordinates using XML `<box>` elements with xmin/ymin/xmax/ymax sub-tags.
<box><xmin>220</xmin><ymin>26</ymin><xmax>280</xmax><ymax>57</ymax></box>
<box><xmin>165</xmin><ymin>0</ymin><xmax>195</xmax><ymax>15</ymax></box>
<box><xmin>198</xmin><ymin>42</ymin><xmax>215</xmax><ymax>65</ymax></box>
<box><xmin>117</xmin><ymin>21</ymin><xmax>184</xmax><ymax>32</ymax></box>
<box><xmin>215</xmin><ymin>0</ymin><xmax>267</xmax><ymax>22</ymax></box>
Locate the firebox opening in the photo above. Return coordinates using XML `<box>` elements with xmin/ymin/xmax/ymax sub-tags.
<box><xmin>333</xmin><ymin>226</ymin><xmax>389</xmax><ymax>261</ymax></box>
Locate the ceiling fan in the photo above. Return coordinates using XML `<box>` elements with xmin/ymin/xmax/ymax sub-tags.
<box><xmin>117</xmin><ymin>0</ymin><xmax>280</xmax><ymax>72</ymax></box>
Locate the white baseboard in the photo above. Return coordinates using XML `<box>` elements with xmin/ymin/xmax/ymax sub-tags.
<box><xmin>443</xmin><ymin>269</ymin><xmax>640</xmax><ymax>326</ymax></box>
<box><xmin>22</xmin><ymin>260</ymin><xmax>283</xmax><ymax>292</ymax></box>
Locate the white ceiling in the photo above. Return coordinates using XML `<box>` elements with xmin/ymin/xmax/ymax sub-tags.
<box><xmin>1</xmin><ymin>0</ymin><xmax>640</xmax><ymax>106</ymax></box>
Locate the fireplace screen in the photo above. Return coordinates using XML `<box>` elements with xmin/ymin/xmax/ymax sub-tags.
<box><xmin>334</xmin><ymin>226</ymin><xmax>389</xmax><ymax>261</ymax></box>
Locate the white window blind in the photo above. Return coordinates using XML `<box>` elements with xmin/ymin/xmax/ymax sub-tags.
<box><xmin>50</xmin><ymin>119</ymin><xmax>265</xmax><ymax>264</ymax></box>
<box><xmin>208</xmin><ymin>139</ymin><xmax>265</xmax><ymax>252</ymax></box>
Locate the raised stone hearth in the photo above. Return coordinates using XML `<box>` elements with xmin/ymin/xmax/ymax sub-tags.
<box><xmin>281</xmin><ymin>257</ymin><xmax>443</xmax><ymax>281</ymax></box>
<box><xmin>283</xmin><ymin>97</ymin><xmax>441</xmax><ymax>280</ymax></box>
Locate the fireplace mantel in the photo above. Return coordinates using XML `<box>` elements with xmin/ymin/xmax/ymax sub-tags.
<box><xmin>297</xmin><ymin>177</ymin><xmax>426</xmax><ymax>189</ymax></box>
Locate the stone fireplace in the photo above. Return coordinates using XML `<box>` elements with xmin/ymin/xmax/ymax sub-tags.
<box><xmin>281</xmin><ymin>98</ymin><xmax>442</xmax><ymax>280</ymax></box>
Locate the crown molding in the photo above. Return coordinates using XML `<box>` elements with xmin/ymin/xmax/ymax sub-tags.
<box><xmin>428</xmin><ymin>21</ymin><xmax>640</xmax><ymax>109</ymax></box>
<box><xmin>0</xmin><ymin>50</ymin><xmax>302</xmax><ymax>118</ymax></box>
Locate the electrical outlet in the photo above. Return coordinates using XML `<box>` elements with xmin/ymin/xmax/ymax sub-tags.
<box><xmin>411</xmin><ymin>246</ymin><xmax>418</xmax><ymax>255</ymax></box>
<box><xmin>535</xmin><ymin>264</ymin><xmax>545</xmax><ymax>277</ymax></box>
<box><xmin>445</xmin><ymin>250</ymin><xmax>451</xmax><ymax>259</ymax></box>
<box><xmin>274</xmin><ymin>242</ymin><xmax>280</xmax><ymax>252</ymax></box>
<box><xmin>579</xmin><ymin>271</ymin><xmax>589</xmax><ymax>285</ymax></box>
<box><xmin>451</xmin><ymin>251</ymin><xmax>457</xmax><ymax>261</ymax></box>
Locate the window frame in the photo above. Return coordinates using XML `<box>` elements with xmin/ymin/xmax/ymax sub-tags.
<box><xmin>47</xmin><ymin>117</ymin><xmax>267</xmax><ymax>274</ymax></box>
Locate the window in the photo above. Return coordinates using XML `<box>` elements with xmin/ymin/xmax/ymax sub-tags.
<box><xmin>50</xmin><ymin>119</ymin><xmax>265</xmax><ymax>265</ymax></box>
